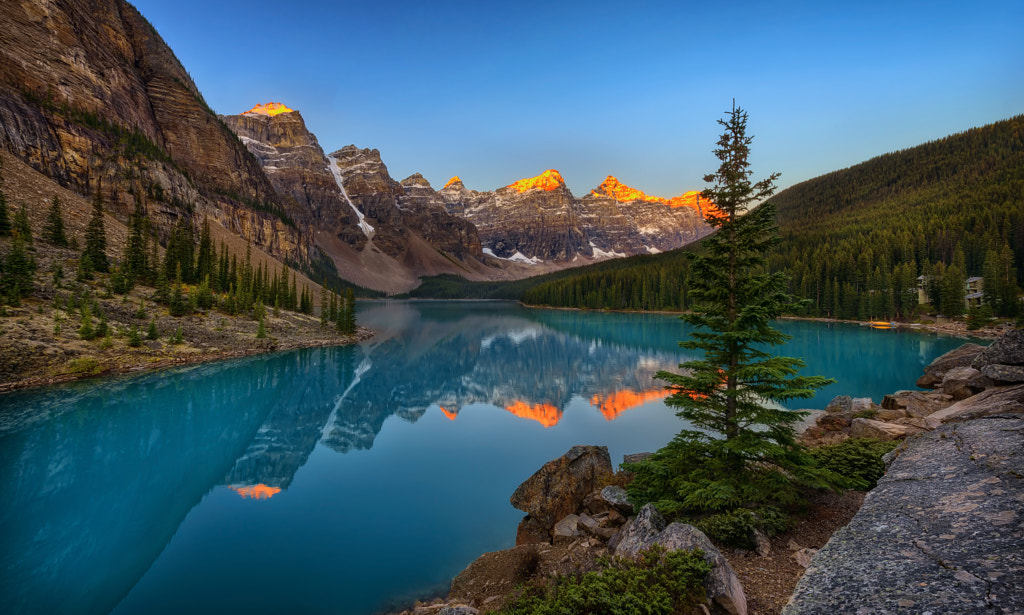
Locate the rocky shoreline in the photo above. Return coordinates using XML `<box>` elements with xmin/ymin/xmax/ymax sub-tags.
<box><xmin>393</xmin><ymin>328</ymin><xmax>1024</xmax><ymax>615</ymax></box>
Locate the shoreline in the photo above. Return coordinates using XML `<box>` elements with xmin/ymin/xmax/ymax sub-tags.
<box><xmin>0</xmin><ymin>327</ymin><xmax>374</xmax><ymax>395</ymax></box>
<box><xmin>518</xmin><ymin>302</ymin><xmax>1004</xmax><ymax>339</ymax></box>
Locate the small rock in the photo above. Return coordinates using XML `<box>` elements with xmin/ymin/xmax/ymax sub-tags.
<box><xmin>793</xmin><ymin>548</ymin><xmax>818</xmax><ymax>568</ymax></box>
<box><xmin>439</xmin><ymin>607</ymin><xmax>478</xmax><ymax>615</ymax></box>
<box><xmin>850</xmin><ymin>418</ymin><xmax>920</xmax><ymax>441</ymax></box>
<box><xmin>752</xmin><ymin>529</ymin><xmax>771</xmax><ymax>557</ymax></box>
<box><xmin>553</xmin><ymin>514</ymin><xmax>580</xmax><ymax>545</ymax></box>
<box><xmin>611</xmin><ymin>504</ymin><xmax>666</xmax><ymax>556</ymax></box>
<box><xmin>876</xmin><ymin>408</ymin><xmax>908</xmax><ymax>421</ymax></box>
<box><xmin>787</xmin><ymin>539</ymin><xmax>804</xmax><ymax>551</ymax></box>
<box><xmin>600</xmin><ymin>485</ymin><xmax>634</xmax><ymax>514</ymax></box>
<box><xmin>825</xmin><ymin>395</ymin><xmax>853</xmax><ymax>414</ymax></box>
<box><xmin>940</xmin><ymin>366</ymin><xmax>989</xmax><ymax>400</ymax></box>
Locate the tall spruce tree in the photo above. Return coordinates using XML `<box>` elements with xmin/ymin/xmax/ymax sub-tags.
<box><xmin>84</xmin><ymin>183</ymin><xmax>110</xmax><ymax>273</ymax></box>
<box><xmin>124</xmin><ymin>195</ymin><xmax>149</xmax><ymax>284</ymax></box>
<box><xmin>0</xmin><ymin>157</ymin><xmax>9</xmax><ymax>237</ymax></box>
<box><xmin>43</xmin><ymin>196</ymin><xmax>69</xmax><ymax>247</ymax></box>
<box><xmin>630</xmin><ymin>104</ymin><xmax>839</xmax><ymax>533</ymax></box>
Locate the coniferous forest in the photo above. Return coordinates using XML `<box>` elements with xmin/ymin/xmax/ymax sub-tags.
<box><xmin>521</xmin><ymin>115</ymin><xmax>1024</xmax><ymax>320</ymax></box>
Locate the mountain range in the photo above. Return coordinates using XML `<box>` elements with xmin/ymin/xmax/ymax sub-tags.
<box><xmin>0</xmin><ymin>0</ymin><xmax>712</xmax><ymax>294</ymax></box>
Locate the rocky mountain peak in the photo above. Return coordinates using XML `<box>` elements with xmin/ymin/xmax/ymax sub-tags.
<box><xmin>443</xmin><ymin>176</ymin><xmax>465</xmax><ymax>190</ymax></box>
<box><xmin>400</xmin><ymin>173</ymin><xmax>432</xmax><ymax>189</ymax></box>
<box><xmin>590</xmin><ymin>176</ymin><xmax>665</xmax><ymax>203</ymax></box>
<box><xmin>506</xmin><ymin>169</ymin><xmax>567</xmax><ymax>194</ymax></box>
<box><xmin>243</xmin><ymin>102</ymin><xmax>295</xmax><ymax>116</ymax></box>
<box><xmin>668</xmin><ymin>190</ymin><xmax>715</xmax><ymax>217</ymax></box>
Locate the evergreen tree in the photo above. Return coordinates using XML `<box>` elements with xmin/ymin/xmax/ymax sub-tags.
<box><xmin>0</xmin><ymin>158</ymin><xmax>10</xmax><ymax>237</ymax></box>
<box><xmin>343</xmin><ymin>288</ymin><xmax>357</xmax><ymax>333</ymax></box>
<box><xmin>13</xmin><ymin>203</ymin><xmax>32</xmax><ymax>245</ymax></box>
<box><xmin>43</xmin><ymin>196</ymin><xmax>69</xmax><ymax>247</ymax></box>
<box><xmin>633</xmin><ymin>104</ymin><xmax>839</xmax><ymax>527</ymax></box>
<box><xmin>124</xmin><ymin>196</ymin><xmax>148</xmax><ymax>284</ymax></box>
<box><xmin>195</xmin><ymin>218</ymin><xmax>213</xmax><ymax>283</ymax></box>
<box><xmin>84</xmin><ymin>183</ymin><xmax>110</xmax><ymax>273</ymax></box>
<box><xmin>147</xmin><ymin>317</ymin><xmax>159</xmax><ymax>340</ymax></box>
<box><xmin>2</xmin><ymin>233</ymin><xmax>35</xmax><ymax>301</ymax></box>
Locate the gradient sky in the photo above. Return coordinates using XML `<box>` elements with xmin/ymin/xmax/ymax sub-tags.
<box><xmin>131</xmin><ymin>0</ymin><xmax>1022</xmax><ymax>198</ymax></box>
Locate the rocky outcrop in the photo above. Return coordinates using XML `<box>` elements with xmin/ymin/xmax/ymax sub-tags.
<box><xmin>220</xmin><ymin>106</ymin><xmax>366</xmax><ymax>249</ymax></box>
<box><xmin>510</xmin><ymin>445</ymin><xmax>613</xmax><ymax>540</ymax></box>
<box><xmin>440</xmin><ymin>172</ymin><xmax>712</xmax><ymax>264</ymax></box>
<box><xmin>783</xmin><ymin>416</ymin><xmax>1024</xmax><ymax>615</ymax></box>
<box><xmin>614</xmin><ymin>504</ymin><xmax>747</xmax><ymax>615</ymax></box>
<box><xmin>916</xmin><ymin>343</ymin><xmax>986</xmax><ymax>388</ymax></box>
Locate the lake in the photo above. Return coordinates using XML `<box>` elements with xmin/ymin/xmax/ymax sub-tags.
<box><xmin>0</xmin><ymin>301</ymin><xmax>980</xmax><ymax>614</ymax></box>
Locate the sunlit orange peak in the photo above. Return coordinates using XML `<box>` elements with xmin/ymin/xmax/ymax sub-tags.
<box><xmin>443</xmin><ymin>176</ymin><xmax>463</xmax><ymax>189</ymax></box>
<box><xmin>669</xmin><ymin>190</ymin><xmax>718</xmax><ymax>217</ymax></box>
<box><xmin>229</xmin><ymin>484</ymin><xmax>281</xmax><ymax>499</ymax></box>
<box><xmin>590</xmin><ymin>388</ymin><xmax>670</xmax><ymax>421</ymax></box>
<box><xmin>440</xmin><ymin>405</ymin><xmax>458</xmax><ymax>421</ymax></box>
<box><xmin>505</xmin><ymin>400</ymin><xmax>562</xmax><ymax>428</ymax></box>
<box><xmin>243</xmin><ymin>102</ymin><xmax>294</xmax><ymax>117</ymax></box>
<box><xmin>592</xmin><ymin>176</ymin><xmax>665</xmax><ymax>204</ymax></box>
<box><xmin>508</xmin><ymin>169</ymin><xmax>564</xmax><ymax>193</ymax></box>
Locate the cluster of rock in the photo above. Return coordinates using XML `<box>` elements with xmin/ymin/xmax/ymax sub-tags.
<box><xmin>803</xmin><ymin>330</ymin><xmax>1024</xmax><ymax>445</ymax></box>
<box><xmin>399</xmin><ymin>445</ymin><xmax>747</xmax><ymax>615</ymax></box>
<box><xmin>785</xmin><ymin>329</ymin><xmax>1024</xmax><ymax>614</ymax></box>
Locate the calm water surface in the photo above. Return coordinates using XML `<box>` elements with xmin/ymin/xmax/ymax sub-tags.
<box><xmin>0</xmin><ymin>301</ymin><xmax>980</xmax><ymax>614</ymax></box>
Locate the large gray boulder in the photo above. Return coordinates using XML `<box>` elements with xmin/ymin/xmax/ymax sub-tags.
<box><xmin>614</xmin><ymin>504</ymin><xmax>747</xmax><ymax>615</ymax></box>
<box><xmin>924</xmin><ymin>383</ymin><xmax>1024</xmax><ymax>429</ymax></box>
<box><xmin>510</xmin><ymin>445</ymin><xmax>613</xmax><ymax>534</ymax></box>
<box><xmin>980</xmin><ymin>363</ymin><xmax>1024</xmax><ymax>384</ymax></box>
<box><xmin>972</xmin><ymin>328</ymin><xmax>1024</xmax><ymax>369</ymax></box>
<box><xmin>916</xmin><ymin>343</ymin><xmax>986</xmax><ymax>388</ymax></box>
<box><xmin>783</xmin><ymin>416</ymin><xmax>1024</xmax><ymax>615</ymax></box>
<box><xmin>850</xmin><ymin>417</ymin><xmax>921</xmax><ymax>440</ymax></box>
<box><xmin>940</xmin><ymin>366</ymin><xmax>991</xmax><ymax>400</ymax></box>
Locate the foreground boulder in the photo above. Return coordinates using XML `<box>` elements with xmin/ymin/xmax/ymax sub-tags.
<box><xmin>510</xmin><ymin>445</ymin><xmax>612</xmax><ymax>543</ymax></box>
<box><xmin>924</xmin><ymin>383</ymin><xmax>1024</xmax><ymax>429</ymax></box>
<box><xmin>916</xmin><ymin>343</ymin><xmax>985</xmax><ymax>388</ymax></box>
<box><xmin>614</xmin><ymin>504</ymin><xmax>748</xmax><ymax>615</ymax></box>
<box><xmin>971</xmin><ymin>328</ymin><xmax>1024</xmax><ymax>370</ymax></box>
<box><xmin>783</xmin><ymin>416</ymin><xmax>1024</xmax><ymax>615</ymax></box>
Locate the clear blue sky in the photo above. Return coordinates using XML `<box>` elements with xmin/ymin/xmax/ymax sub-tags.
<box><xmin>131</xmin><ymin>0</ymin><xmax>1022</xmax><ymax>198</ymax></box>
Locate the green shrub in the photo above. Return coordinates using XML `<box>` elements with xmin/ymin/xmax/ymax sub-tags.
<box><xmin>496</xmin><ymin>545</ymin><xmax>710</xmax><ymax>615</ymax></box>
<box><xmin>852</xmin><ymin>408</ymin><xmax>877</xmax><ymax>419</ymax></box>
<box><xmin>68</xmin><ymin>357</ymin><xmax>100</xmax><ymax>375</ymax></box>
<box><xmin>810</xmin><ymin>438</ymin><xmax>899</xmax><ymax>490</ymax></box>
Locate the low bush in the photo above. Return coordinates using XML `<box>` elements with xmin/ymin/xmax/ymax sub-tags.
<box><xmin>496</xmin><ymin>545</ymin><xmax>710</xmax><ymax>615</ymax></box>
<box><xmin>810</xmin><ymin>438</ymin><xmax>899</xmax><ymax>490</ymax></box>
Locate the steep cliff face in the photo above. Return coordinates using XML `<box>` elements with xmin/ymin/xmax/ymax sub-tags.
<box><xmin>220</xmin><ymin>106</ymin><xmax>366</xmax><ymax>249</ymax></box>
<box><xmin>0</xmin><ymin>0</ymin><xmax>309</xmax><ymax>265</ymax></box>
<box><xmin>440</xmin><ymin>172</ymin><xmax>711</xmax><ymax>263</ymax></box>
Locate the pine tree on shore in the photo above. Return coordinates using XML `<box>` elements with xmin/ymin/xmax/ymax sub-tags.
<box><xmin>630</xmin><ymin>103</ymin><xmax>840</xmax><ymax>534</ymax></box>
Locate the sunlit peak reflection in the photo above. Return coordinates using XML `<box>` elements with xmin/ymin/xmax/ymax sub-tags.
<box><xmin>505</xmin><ymin>401</ymin><xmax>562</xmax><ymax>428</ymax></box>
<box><xmin>440</xmin><ymin>406</ymin><xmax>458</xmax><ymax>421</ymax></box>
<box><xmin>590</xmin><ymin>388</ymin><xmax>670</xmax><ymax>421</ymax></box>
<box><xmin>229</xmin><ymin>484</ymin><xmax>282</xmax><ymax>499</ymax></box>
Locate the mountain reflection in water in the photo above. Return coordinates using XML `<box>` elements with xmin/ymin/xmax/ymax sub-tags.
<box><xmin>0</xmin><ymin>301</ymin><xmax>977</xmax><ymax>615</ymax></box>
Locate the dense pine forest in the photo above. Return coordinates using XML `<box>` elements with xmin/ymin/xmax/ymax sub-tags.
<box><xmin>520</xmin><ymin>115</ymin><xmax>1023</xmax><ymax>321</ymax></box>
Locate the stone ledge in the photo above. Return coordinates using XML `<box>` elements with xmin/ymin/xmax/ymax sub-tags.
<box><xmin>782</xmin><ymin>416</ymin><xmax>1024</xmax><ymax>615</ymax></box>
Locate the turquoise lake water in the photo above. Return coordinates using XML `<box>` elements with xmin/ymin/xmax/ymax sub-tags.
<box><xmin>0</xmin><ymin>301</ymin><xmax>980</xmax><ymax>614</ymax></box>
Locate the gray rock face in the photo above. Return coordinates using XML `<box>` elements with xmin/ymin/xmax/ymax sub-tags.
<box><xmin>924</xmin><ymin>384</ymin><xmax>1024</xmax><ymax>429</ymax></box>
<box><xmin>850</xmin><ymin>417</ymin><xmax>920</xmax><ymax>440</ymax></box>
<box><xmin>916</xmin><ymin>343</ymin><xmax>986</xmax><ymax>388</ymax></box>
<box><xmin>881</xmin><ymin>390</ymin><xmax>954</xmax><ymax>418</ymax></box>
<box><xmin>783</xmin><ymin>416</ymin><xmax>1024</xmax><ymax>615</ymax></box>
<box><xmin>612</xmin><ymin>503</ymin><xmax>666</xmax><ymax>556</ymax></box>
<box><xmin>981</xmin><ymin>363</ymin><xmax>1024</xmax><ymax>384</ymax></box>
<box><xmin>824</xmin><ymin>395</ymin><xmax>853</xmax><ymax>414</ymax></box>
<box><xmin>553</xmin><ymin>514</ymin><xmax>581</xmax><ymax>545</ymax></box>
<box><xmin>599</xmin><ymin>485</ymin><xmax>634</xmax><ymax>515</ymax></box>
<box><xmin>614</xmin><ymin>505</ymin><xmax>747</xmax><ymax>615</ymax></box>
<box><xmin>972</xmin><ymin>328</ymin><xmax>1024</xmax><ymax>369</ymax></box>
<box><xmin>941</xmin><ymin>366</ymin><xmax>991</xmax><ymax>400</ymax></box>
<box><xmin>510</xmin><ymin>445</ymin><xmax>613</xmax><ymax>534</ymax></box>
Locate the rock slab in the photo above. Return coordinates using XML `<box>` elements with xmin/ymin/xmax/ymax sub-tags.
<box><xmin>510</xmin><ymin>445</ymin><xmax>613</xmax><ymax>533</ymax></box>
<box><xmin>783</xmin><ymin>416</ymin><xmax>1024</xmax><ymax>615</ymax></box>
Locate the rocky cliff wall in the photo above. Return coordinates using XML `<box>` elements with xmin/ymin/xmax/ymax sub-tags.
<box><xmin>0</xmin><ymin>0</ymin><xmax>310</xmax><ymax>266</ymax></box>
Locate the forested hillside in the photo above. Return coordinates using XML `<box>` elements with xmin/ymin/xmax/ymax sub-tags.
<box><xmin>521</xmin><ymin>115</ymin><xmax>1023</xmax><ymax>320</ymax></box>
